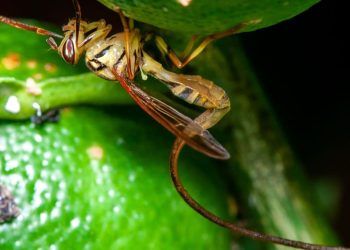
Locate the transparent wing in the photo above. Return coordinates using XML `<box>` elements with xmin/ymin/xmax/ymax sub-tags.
<box><xmin>115</xmin><ymin>75</ymin><xmax>230</xmax><ymax>160</ymax></box>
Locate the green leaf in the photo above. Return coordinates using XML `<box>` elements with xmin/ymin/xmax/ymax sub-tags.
<box><xmin>97</xmin><ymin>0</ymin><xmax>319</xmax><ymax>34</ymax></box>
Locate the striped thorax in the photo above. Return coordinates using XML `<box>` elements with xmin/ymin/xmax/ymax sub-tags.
<box><xmin>85</xmin><ymin>30</ymin><xmax>142</xmax><ymax>80</ymax></box>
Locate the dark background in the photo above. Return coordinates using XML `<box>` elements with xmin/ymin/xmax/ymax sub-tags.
<box><xmin>241</xmin><ymin>0</ymin><xmax>349</xmax><ymax>243</ymax></box>
<box><xmin>1</xmin><ymin>0</ymin><xmax>349</xmax><ymax>244</ymax></box>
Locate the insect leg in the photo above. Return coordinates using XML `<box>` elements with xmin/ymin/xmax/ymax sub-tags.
<box><xmin>0</xmin><ymin>16</ymin><xmax>63</xmax><ymax>39</ymax></box>
<box><xmin>72</xmin><ymin>0</ymin><xmax>82</xmax><ymax>45</ymax></box>
<box><xmin>179</xmin><ymin>35</ymin><xmax>197</xmax><ymax>59</ymax></box>
<box><xmin>116</xmin><ymin>11</ymin><xmax>134</xmax><ymax>79</ymax></box>
<box><xmin>78</xmin><ymin>20</ymin><xmax>112</xmax><ymax>48</ymax></box>
<box><xmin>194</xmin><ymin>107</ymin><xmax>230</xmax><ymax>130</ymax></box>
<box><xmin>155</xmin><ymin>21</ymin><xmax>253</xmax><ymax>69</ymax></box>
<box><xmin>47</xmin><ymin>37</ymin><xmax>59</xmax><ymax>50</ymax></box>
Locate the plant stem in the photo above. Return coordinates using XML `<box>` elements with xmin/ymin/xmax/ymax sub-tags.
<box><xmin>0</xmin><ymin>73</ymin><xmax>132</xmax><ymax>120</ymax></box>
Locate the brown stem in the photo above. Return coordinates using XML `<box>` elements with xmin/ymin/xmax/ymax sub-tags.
<box><xmin>169</xmin><ymin>137</ymin><xmax>349</xmax><ymax>250</ymax></box>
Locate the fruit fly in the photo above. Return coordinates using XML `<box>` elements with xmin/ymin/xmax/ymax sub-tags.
<box><xmin>0</xmin><ymin>1</ymin><xmax>348</xmax><ymax>249</ymax></box>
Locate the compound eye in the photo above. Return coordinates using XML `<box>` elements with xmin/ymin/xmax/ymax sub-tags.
<box><xmin>62</xmin><ymin>38</ymin><xmax>76</xmax><ymax>64</ymax></box>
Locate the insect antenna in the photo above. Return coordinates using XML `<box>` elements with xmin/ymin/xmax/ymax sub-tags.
<box><xmin>169</xmin><ymin>138</ymin><xmax>349</xmax><ymax>250</ymax></box>
<box><xmin>72</xmin><ymin>0</ymin><xmax>82</xmax><ymax>45</ymax></box>
<box><xmin>0</xmin><ymin>16</ymin><xmax>63</xmax><ymax>39</ymax></box>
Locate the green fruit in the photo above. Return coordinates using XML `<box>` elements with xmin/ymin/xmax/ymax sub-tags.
<box><xmin>98</xmin><ymin>0</ymin><xmax>319</xmax><ymax>34</ymax></box>
<box><xmin>0</xmin><ymin>107</ymin><xmax>232</xmax><ymax>249</ymax></box>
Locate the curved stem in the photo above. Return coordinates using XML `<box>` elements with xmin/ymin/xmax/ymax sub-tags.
<box><xmin>169</xmin><ymin>137</ymin><xmax>349</xmax><ymax>250</ymax></box>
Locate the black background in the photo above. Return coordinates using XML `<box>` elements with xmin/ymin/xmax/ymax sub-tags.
<box><xmin>1</xmin><ymin>0</ymin><xmax>349</xmax><ymax>244</ymax></box>
<box><xmin>242</xmin><ymin>0</ymin><xmax>349</xmax><ymax>243</ymax></box>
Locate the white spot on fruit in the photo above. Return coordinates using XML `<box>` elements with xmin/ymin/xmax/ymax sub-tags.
<box><xmin>86</xmin><ymin>214</ymin><xmax>92</xmax><ymax>222</ymax></box>
<box><xmin>34</xmin><ymin>134</ymin><xmax>43</xmax><ymax>143</ymax></box>
<box><xmin>49</xmin><ymin>245</ymin><xmax>58</xmax><ymax>250</ymax></box>
<box><xmin>26</xmin><ymin>78</ymin><xmax>42</xmax><ymax>96</ymax></box>
<box><xmin>21</xmin><ymin>141</ymin><xmax>34</xmax><ymax>152</ymax></box>
<box><xmin>50</xmin><ymin>207</ymin><xmax>61</xmax><ymax>219</ymax></box>
<box><xmin>0</xmin><ymin>137</ymin><xmax>7</xmax><ymax>152</ymax></box>
<box><xmin>128</xmin><ymin>173</ymin><xmax>136</xmax><ymax>182</ymax></box>
<box><xmin>5</xmin><ymin>96</ymin><xmax>20</xmax><ymax>114</ymax></box>
<box><xmin>70</xmin><ymin>217</ymin><xmax>81</xmax><ymax>229</ymax></box>
<box><xmin>177</xmin><ymin>0</ymin><xmax>192</xmax><ymax>7</ymax></box>
<box><xmin>25</xmin><ymin>164</ymin><xmax>35</xmax><ymax>180</ymax></box>
<box><xmin>113</xmin><ymin>205</ymin><xmax>121</xmax><ymax>214</ymax></box>
<box><xmin>6</xmin><ymin>159</ymin><xmax>19</xmax><ymax>170</ymax></box>
<box><xmin>108</xmin><ymin>189</ymin><xmax>115</xmax><ymax>197</ymax></box>
<box><xmin>40</xmin><ymin>212</ymin><xmax>48</xmax><ymax>224</ymax></box>
<box><xmin>98</xmin><ymin>196</ymin><xmax>105</xmax><ymax>203</ymax></box>
<box><xmin>43</xmin><ymin>151</ymin><xmax>52</xmax><ymax>159</ymax></box>
<box><xmin>55</xmin><ymin>155</ymin><xmax>63</xmax><ymax>162</ymax></box>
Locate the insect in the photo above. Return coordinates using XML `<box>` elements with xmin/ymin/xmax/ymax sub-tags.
<box><xmin>30</xmin><ymin>109</ymin><xmax>60</xmax><ymax>125</ymax></box>
<box><xmin>0</xmin><ymin>1</ymin><xmax>347</xmax><ymax>249</ymax></box>
<box><xmin>31</xmin><ymin>103</ymin><xmax>60</xmax><ymax>125</ymax></box>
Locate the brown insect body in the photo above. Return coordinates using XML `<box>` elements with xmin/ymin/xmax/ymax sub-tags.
<box><xmin>83</xmin><ymin>26</ymin><xmax>230</xmax><ymax>125</ymax></box>
<box><xmin>85</xmin><ymin>30</ymin><xmax>140</xmax><ymax>80</ymax></box>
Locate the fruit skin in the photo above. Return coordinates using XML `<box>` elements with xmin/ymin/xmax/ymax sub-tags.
<box><xmin>0</xmin><ymin>107</ymin><xmax>232</xmax><ymax>250</ymax></box>
<box><xmin>98</xmin><ymin>0</ymin><xmax>319</xmax><ymax>34</ymax></box>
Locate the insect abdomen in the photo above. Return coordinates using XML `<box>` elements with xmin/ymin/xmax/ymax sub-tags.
<box><xmin>141</xmin><ymin>52</ymin><xmax>230</xmax><ymax>110</ymax></box>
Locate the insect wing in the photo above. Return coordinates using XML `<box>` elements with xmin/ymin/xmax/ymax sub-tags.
<box><xmin>116</xmin><ymin>76</ymin><xmax>230</xmax><ymax>160</ymax></box>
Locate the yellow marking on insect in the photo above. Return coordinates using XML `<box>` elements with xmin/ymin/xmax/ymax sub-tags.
<box><xmin>26</xmin><ymin>59</ymin><xmax>38</xmax><ymax>69</ymax></box>
<box><xmin>44</xmin><ymin>63</ymin><xmax>57</xmax><ymax>73</ymax></box>
<box><xmin>172</xmin><ymin>85</ymin><xmax>185</xmax><ymax>95</ymax></box>
<box><xmin>140</xmin><ymin>67</ymin><xmax>148</xmax><ymax>80</ymax></box>
<box><xmin>32</xmin><ymin>73</ymin><xmax>43</xmax><ymax>80</ymax></box>
<box><xmin>87</xmin><ymin>145</ymin><xmax>104</xmax><ymax>160</ymax></box>
<box><xmin>177</xmin><ymin>0</ymin><xmax>192</xmax><ymax>7</ymax></box>
<box><xmin>1</xmin><ymin>53</ymin><xmax>21</xmax><ymax>70</ymax></box>
<box><xmin>196</xmin><ymin>96</ymin><xmax>207</xmax><ymax>106</ymax></box>
<box><xmin>25</xmin><ymin>77</ymin><xmax>42</xmax><ymax>96</ymax></box>
<box><xmin>187</xmin><ymin>91</ymin><xmax>199</xmax><ymax>103</ymax></box>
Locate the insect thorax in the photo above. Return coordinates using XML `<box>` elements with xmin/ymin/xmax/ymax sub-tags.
<box><xmin>85</xmin><ymin>30</ymin><xmax>142</xmax><ymax>80</ymax></box>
